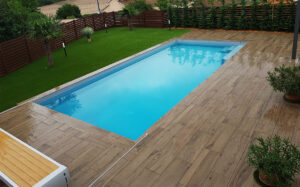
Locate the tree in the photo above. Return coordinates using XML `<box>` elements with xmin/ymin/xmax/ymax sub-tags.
<box><xmin>28</xmin><ymin>16</ymin><xmax>62</xmax><ymax>67</ymax></box>
<box><xmin>0</xmin><ymin>0</ymin><xmax>41</xmax><ymax>42</ymax></box>
<box><xmin>120</xmin><ymin>0</ymin><xmax>153</xmax><ymax>31</ymax></box>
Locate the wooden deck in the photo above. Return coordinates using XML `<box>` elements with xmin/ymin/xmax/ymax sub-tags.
<box><xmin>1</xmin><ymin>30</ymin><xmax>300</xmax><ymax>186</ymax></box>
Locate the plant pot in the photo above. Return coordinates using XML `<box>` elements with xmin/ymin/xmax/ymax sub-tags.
<box><xmin>283</xmin><ymin>93</ymin><xmax>300</xmax><ymax>103</ymax></box>
<box><xmin>88</xmin><ymin>38</ymin><xmax>91</xmax><ymax>43</ymax></box>
<box><xmin>258</xmin><ymin>170</ymin><xmax>279</xmax><ymax>187</ymax></box>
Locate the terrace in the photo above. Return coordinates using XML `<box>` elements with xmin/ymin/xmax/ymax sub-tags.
<box><xmin>1</xmin><ymin>29</ymin><xmax>300</xmax><ymax>186</ymax></box>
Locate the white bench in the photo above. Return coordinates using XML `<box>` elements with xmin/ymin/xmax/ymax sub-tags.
<box><xmin>0</xmin><ymin>128</ymin><xmax>70</xmax><ymax>187</ymax></box>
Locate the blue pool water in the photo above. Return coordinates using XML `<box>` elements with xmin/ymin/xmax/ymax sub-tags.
<box><xmin>36</xmin><ymin>40</ymin><xmax>245</xmax><ymax>140</ymax></box>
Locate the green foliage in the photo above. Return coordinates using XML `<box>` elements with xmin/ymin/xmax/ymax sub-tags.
<box><xmin>287</xmin><ymin>2</ymin><xmax>296</xmax><ymax>32</ymax></box>
<box><xmin>155</xmin><ymin>0</ymin><xmax>168</xmax><ymax>10</ymax></box>
<box><xmin>28</xmin><ymin>15</ymin><xmax>62</xmax><ymax>41</ymax></box>
<box><xmin>0</xmin><ymin>27</ymin><xmax>189</xmax><ymax>112</ymax></box>
<box><xmin>0</xmin><ymin>0</ymin><xmax>42</xmax><ymax>42</ymax></box>
<box><xmin>120</xmin><ymin>0</ymin><xmax>152</xmax><ymax>18</ymax></box>
<box><xmin>182</xmin><ymin>0</ymin><xmax>190</xmax><ymax>27</ymax></box>
<box><xmin>199</xmin><ymin>2</ymin><xmax>207</xmax><ymax>29</ymax></box>
<box><xmin>167</xmin><ymin>5</ymin><xmax>174</xmax><ymax>26</ymax></box>
<box><xmin>248</xmin><ymin>136</ymin><xmax>300</xmax><ymax>187</ymax></box>
<box><xmin>191</xmin><ymin>0</ymin><xmax>198</xmax><ymax>28</ymax></box>
<box><xmin>250</xmin><ymin>0</ymin><xmax>259</xmax><ymax>30</ymax></box>
<box><xmin>225</xmin><ymin>0</ymin><xmax>237</xmax><ymax>30</ymax></box>
<box><xmin>237</xmin><ymin>0</ymin><xmax>248</xmax><ymax>30</ymax></box>
<box><xmin>274</xmin><ymin>0</ymin><xmax>285</xmax><ymax>31</ymax></box>
<box><xmin>217</xmin><ymin>3</ymin><xmax>226</xmax><ymax>29</ymax></box>
<box><xmin>207</xmin><ymin>0</ymin><xmax>217</xmax><ymax>29</ymax></box>
<box><xmin>260</xmin><ymin>2</ymin><xmax>272</xmax><ymax>31</ymax></box>
<box><xmin>120</xmin><ymin>0</ymin><xmax>153</xmax><ymax>30</ymax></box>
<box><xmin>56</xmin><ymin>4</ymin><xmax>81</xmax><ymax>19</ymax></box>
<box><xmin>173</xmin><ymin>0</ymin><xmax>181</xmax><ymax>27</ymax></box>
<box><xmin>267</xmin><ymin>65</ymin><xmax>300</xmax><ymax>95</ymax></box>
<box><xmin>37</xmin><ymin>0</ymin><xmax>64</xmax><ymax>6</ymax></box>
<box><xmin>81</xmin><ymin>27</ymin><xmax>94</xmax><ymax>39</ymax></box>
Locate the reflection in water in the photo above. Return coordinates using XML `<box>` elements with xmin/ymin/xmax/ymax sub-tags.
<box><xmin>46</xmin><ymin>93</ymin><xmax>81</xmax><ymax>115</ymax></box>
<box><xmin>169</xmin><ymin>45</ymin><xmax>227</xmax><ymax>66</ymax></box>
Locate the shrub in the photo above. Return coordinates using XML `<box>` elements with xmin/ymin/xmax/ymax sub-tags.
<box><xmin>199</xmin><ymin>2</ymin><xmax>207</xmax><ymax>29</ymax></box>
<box><xmin>248</xmin><ymin>136</ymin><xmax>300</xmax><ymax>187</ymax></box>
<box><xmin>225</xmin><ymin>0</ymin><xmax>237</xmax><ymax>30</ymax></box>
<box><xmin>182</xmin><ymin>0</ymin><xmax>189</xmax><ymax>27</ymax></box>
<box><xmin>267</xmin><ymin>65</ymin><xmax>300</xmax><ymax>95</ymax></box>
<box><xmin>56</xmin><ymin>4</ymin><xmax>81</xmax><ymax>19</ymax></box>
<box><xmin>81</xmin><ymin>27</ymin><xmax>94</xmax><ymax>40</ymax></box>
<box><xmin>250</xmin><ymin>0</ymin><xmax>259</xmax><ymax>30</ymax></box>
<box><xmin>217</xmin><ymin>3</ymin><xmax>226</xmax><ymax>29</ymax></box>
<box><xmin>286</xmin><ymin>2</ymin><xmax>296</xmax><ymax>32</ymax></box>
<box><xmin>191</xmin><ymin>1</ymin><xmax>198</xmax><ymax>28</ymax></box>
<box><xmin>207</xmin><ymin>0</ymin><xmax>217</xmax><ymax>29</ymax></box>
<box><xmin>237</xmin><ymin>0</ymin><xmax>248</xmax><ymax>30</ymax></box>
<box><xmin>260</xmin><ymin>2</ymin><xmax>272</xmax><ymax>31</ymax></box>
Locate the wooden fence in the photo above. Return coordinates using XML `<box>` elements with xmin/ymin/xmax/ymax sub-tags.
<box><xmin>0</xmin><ymin>10</ymin><xmax>166</xmax><ymax>77</ymax></box>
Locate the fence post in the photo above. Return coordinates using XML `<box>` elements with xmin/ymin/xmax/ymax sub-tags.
<box><xmin>73</xmin><ymin>20</ymin><xmax>78</xmax><ymax>39</ymax></box>
<box><xmin>24</xmin><ymin>36</ymin><xmax>32</xmax><ymax>63</ymax></box>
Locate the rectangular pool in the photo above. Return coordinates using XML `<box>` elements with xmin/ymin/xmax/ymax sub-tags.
<box><xmin>35</xmin><ymin>39</ymin><xmax>246</xmax><ymax>140</ymax></box>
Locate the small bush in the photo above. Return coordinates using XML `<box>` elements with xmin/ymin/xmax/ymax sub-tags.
<box><xmin>248</xmin><ymin>136</ymin><xmax>300</xmax><ymax>187</ymax></box>
<box><xmin>81</xmin><ymin>27</ymin><xmax>94</xmax><ymax>39</ymax></box>
<box><xmin>56</xmin><ymin>4</ymin><xmax>81</xmax><ymax>19</ymax></box>
<box><xmin>267</xmin><ymin>65</ymin><xmax>300</xmax><ymax>95</ymax></box>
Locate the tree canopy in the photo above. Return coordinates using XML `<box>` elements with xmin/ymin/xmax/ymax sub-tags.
<box><xmin>0</xmin><ymin>0</ymin><xmax>42</xmax><ymax>42</ymax></box>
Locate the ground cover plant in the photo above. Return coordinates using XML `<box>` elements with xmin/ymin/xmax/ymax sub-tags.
<box><xmin>0</xmin><ymin>27</ymin><xmax>189</xmax><ymax>112</ymax></box>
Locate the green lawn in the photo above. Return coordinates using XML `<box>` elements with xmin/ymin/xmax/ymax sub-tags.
<box><xmin>0</xmin><ymin>27</ymin><xmax>189</xmax><ymax>112</ymax></box>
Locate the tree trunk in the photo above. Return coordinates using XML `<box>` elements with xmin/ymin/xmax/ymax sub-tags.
<box><xmin>128</xmin><ymin>16</ymin><xmax>133</xmax><ymax>31</ymax></box>
<box><xmin>44</xmin><ymin>40</ymin><xmax>54</xmax><ymax>67</ymax></box>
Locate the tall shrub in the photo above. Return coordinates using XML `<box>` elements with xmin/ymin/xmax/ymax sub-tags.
<box><xmin>167</xmin><ymin>3</ymin><xmax>174</xmax><ymax>26</ymax></box>
<box><xmin>217</xmin><ymin>0</ymin><xmax>226</xmax><ymax>29</ymax></box>
<box><xmin>191</xmin><ymin>0</ymin><xmax>199</xmax><ymax>27</ymax></box>
<box><xmin>237</xmin><ymin>0</ymin><xmax>248</xmax><ymax>30</ymax></box>
<box><xmin>173</xmin><ymin>0</ymin><xmax>181</xmax><ymax>27</ymax></box>
<box><xmin>287</xmin><ymin>2</ymin><xmax>296</xmax><ymax>32</ymax></box>
<box><xmin>274</xmin><ymin>0</ymin><xmax>285</xmax><ymax>31</ymax></box>
<box><xmin>182</xmin><ymin>0</ymin><xmax>190</xmax><ymax>27</ymax></box>
<box><xmin>207</xmin><ymin>0</ymin><xmax>217</xmax><ymax>29</ymax></box>
<box><xmin>260</xmin><ymin>2</ymin><xmax>272</xmax><ymax>31</ymax></box>
<box><xmin>225</xmin><ymin>0</ymin><xmax>237</xmax><ymax>30</ymax></box>
<box><xmin>199</xmin><ymin>2</ymin><xmax>207</xmax><ymax>28</ymax></box>
<box><xmin>250</xmin><ymin>0</ymin><xmax>259</xmax><ymax>30</ymax></box>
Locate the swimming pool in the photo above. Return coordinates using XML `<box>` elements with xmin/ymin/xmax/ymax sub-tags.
<box><xmin>36</xmin><ymin>39</ymin><xmax>246</xmax><ymax>140</ymax></box>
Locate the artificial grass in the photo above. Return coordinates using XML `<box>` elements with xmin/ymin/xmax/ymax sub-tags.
<box><xmin>0</xmin><ymin>27</ymin><xmax>189</xmax><ymax>112</ymax></box>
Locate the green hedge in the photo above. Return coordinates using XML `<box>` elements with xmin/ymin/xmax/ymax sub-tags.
<box><xmin>167</xmin><ymin>0</ymin><xmax>296</xmax><ymax>32</ymax></box>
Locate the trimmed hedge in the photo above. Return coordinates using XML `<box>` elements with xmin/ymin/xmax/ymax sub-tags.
<box><xmin>167</xmin><ymin>1</ymin><xmax>296</xmax><ymax>32</ymax></box>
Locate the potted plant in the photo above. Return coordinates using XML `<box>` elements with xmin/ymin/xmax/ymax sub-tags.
<box><xmin>81</xmin><ymin>27</ymin><xmax>94</xmax><ymax>42</ymax></box>
<box><xmin>248</xmin><ymin>136</ymin><xmax>300</xmax><ymax>187</ymax></box>
<box><xmin>267</xmin><ymin>65</ymin><xmax>300</xmax><ymax>103</ymax></box>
